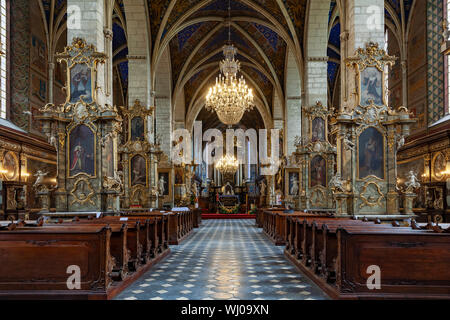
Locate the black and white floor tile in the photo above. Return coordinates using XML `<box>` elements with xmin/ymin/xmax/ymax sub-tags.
<box><xmin>115</xmin><ymin>219</ymin><xmax>329</xmax><ymax>300</ymax></box>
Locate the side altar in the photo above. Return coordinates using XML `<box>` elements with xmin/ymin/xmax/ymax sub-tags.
<box><xmin>331</xmin><ymin>42</ymin><xmax>416</xmax><ymax>218</ymax></box>
<box><xmin>37</xmin><ymin>38</ymin><xmax>122</xmax><ymax>213</ymax></box>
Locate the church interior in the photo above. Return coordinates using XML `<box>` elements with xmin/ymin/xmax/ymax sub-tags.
<box><xmin>0</xmin><ymin>0</ymin><xmax>450</xmax><ymax>302</ymax></box>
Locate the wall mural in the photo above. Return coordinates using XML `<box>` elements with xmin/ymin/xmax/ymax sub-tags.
<box><xmin>310</xmin><ymin>155</ymin><xmax>326</xmax><ymax>187</ymax></box>
<box><xmin>361</xmin><ymin>67</ymin><xmax>383</xmax><ymax>106</ymax></box>
<box><xmin>68</xmin><ymin>124</ymin><xmax>95</xmax><ymax>177</ymax></box>
<box><xmin>358</xmin><ymin>127</ymin><xmax>384</xmax><ymax>180</ymax></box>
<box><xmin>30</xmin><ymin>34</ymin><xmax>46</xmax><ymax>75</ymax></box>
<box><xmin>70</xmin><ymin>63</ymin><xmax>93</xmax><ymax>104</ymax></box>
<box><xmin>130</xmin><ymin>155</ymin><xmax>147</xmax><ymax>186</ymax></box>
<box><xmin>31</xmin><ymin>73</ymin><xmax>47</xmax><ymax>102</ymax></box>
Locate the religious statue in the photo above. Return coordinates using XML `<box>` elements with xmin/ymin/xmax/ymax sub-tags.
<box><xmin>159</xmin><ymin>175</ymin><xmax>166</xmax><ymax>196</ymax></box>
<box><xmin>223</xmin><ymin>182</ymin><xmax>234</xmax><ymax>195</ymax></box>
<box><xmin>290</xmin><ymin>175</ymin><xmax>299</xmax><ymax>196</ymax></box>
<box><xmin>396</xmin><ymin>134</ymin><xmax>405</xmax><ymax>151</ymax></box>
<box><xmin>191</xmin><ymin>181</ymin><xmax>199</xmax><ymax>198</ymax></box>
<box><xmin>33</xmin><ymin>170</ymin><xmax>48</xmax><ymax>189</ymax></box>
<box><xmin>405</xmin><ymin>170</ymin><xmax>421</xmax><ymax>193</ymax></box>
<box><xmin>259</xmin><ymin>179</ymin><xmax>267</xmax><ymax>196</ymax></box>
<box><xmin>329</xmin><ymin>173</ymin><xmax>346</xmax><ymax>193</ymax></box>
<box><xmin>46</xmin><ymin>133</ymin><xmax>58</xmax><ymax>149</ymax></box>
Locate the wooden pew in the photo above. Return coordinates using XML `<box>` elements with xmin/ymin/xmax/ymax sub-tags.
<box><xmin>284</xmin><ymin>216</ymin><xmax>450</xmax><ymax>299</ymax></box>
<box><xmin>0</xmin><ymin>225</ymin><xmax>114</xmax><ymax>299</ymax></box>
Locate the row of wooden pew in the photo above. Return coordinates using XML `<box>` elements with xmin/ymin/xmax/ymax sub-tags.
<box><xmin>259</xmin><ymin>208</ymin><xmax>335</xmax><ymax>245</ymax></box>
<box><xmin>283</xmin><ymin>213</ymin><xmax>450</xmax><ymax>299</ymax></box>
<box><xmin>121</xmin><ymin>209</ymin><xmax>197</xmax><ymax>245</ymax></box>
<box><xmin>0</xmin><ymin>209</ymin><xmax>198</xmax><ymax>300</ymax></box>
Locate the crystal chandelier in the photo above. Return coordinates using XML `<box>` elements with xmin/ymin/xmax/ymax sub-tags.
<box><xmin>215</xmin><ymin>155</ymin><xmax>239</xmax><ymax>175</ymax></box>
<box><xmin>205</xmin><ymin>1</ymin><xmax>254</xmax><ymax>125</ymax></box>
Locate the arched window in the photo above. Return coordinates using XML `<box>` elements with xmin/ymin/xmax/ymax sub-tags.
<box><xmin>0</xmin><ymin>0</ymin><xmax>7</xmax><ymax>119</ymax></box>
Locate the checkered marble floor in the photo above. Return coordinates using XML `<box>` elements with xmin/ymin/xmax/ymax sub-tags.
<box><xmin>115</xmin><ymin>219</ymin><xmax>329</xmax><ymax>300</ymax></box>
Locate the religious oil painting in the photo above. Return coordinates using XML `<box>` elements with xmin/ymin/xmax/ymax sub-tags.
<box><xmin>288</xmin><ymin>171</ymin><xmax>300</xmax><ymax>196</ymax></box>
<box><xmin>310</xmin><ymin>155</ymin><xmax>326</xmax><ymax>187</ymax></box>
<box><xmin>358</xmin><ymin>127</ymin><xmax>384</xmax><ymax>180</ymax></box>
<box><xmin>102</xmin><ymin>135</ymin><xmax>115</xmax><ymax>178</ymax></box>
<box><xmin>70</xmin><ymin>63</ymin><xmax>93</xmax><ymax>104</ymax></box>
<box><xmin>130</xmin><ymin>155</ymin><xmax>147</xmax><ymax>186</ymax></box>
<box><xmin>361</xmin><ymin>67</ymin><xmax>383</xmax><ymax>106</ymax></box>
<box><xmin>68</xmin><ymin>124</ymin><xmax>95</xmax><ymax>177</ymax></box>
<box><xmin>311</xmin><ymin>117</ymin><xmax>325</xmax><ymax>142</ymax></box>
<box><xmin>131</xmin><ymin>116</ymin><xmax>145</xmax><ymax>141</ymax></box>
<box><xmin>158</xmin><ymin>172</ymin><xmax>170</xmax><ymax>196</ymax></box>
<box><xmin>2</xmin><ymin>151</ymin><xmax>18</xmax><ymax>181</ymax></box>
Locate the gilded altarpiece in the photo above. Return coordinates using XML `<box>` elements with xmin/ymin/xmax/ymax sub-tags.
<box><xmin>38</xmin><ymin>38</ymin><xmax>122</xmax><ymax>213</ymax></box>
<box><xmin>119</xmin><ymin>100</ymin><xmax>156</xmax><ymax>208</ymax></box>
<box><xmin>334</xmin><ymin>43</ymin><xmax>415</xmax><ymax>216</ymax></box>
<box><xmin>294</xmin><ymin>102</ymin><xmax>336</xmax><ymax>210</ymax></box>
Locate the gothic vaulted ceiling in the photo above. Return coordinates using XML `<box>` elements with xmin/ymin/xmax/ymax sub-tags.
<box><xmin>148</xmin><ymin>0</ymin><xmax>307</xmax><ymax>122</ymax></box>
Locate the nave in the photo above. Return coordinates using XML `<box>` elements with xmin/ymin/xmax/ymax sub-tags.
<box><xmin>115</xmin><ymin>220</ymin><xmax>328</xmax><ymax>301</ymax></box>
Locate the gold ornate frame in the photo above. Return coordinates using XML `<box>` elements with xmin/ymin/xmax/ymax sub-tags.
<box><xmin>359</xmin><ymin>181</ymin><xmax>385</xmax><ymax>209</ymax></box>
<box><xmin>120</xmin><ymin>99</ymin><xmax>154</xmax><ymax>143</ymax></box>
<box><xmin>66</xmin><ymin>123</ymin><xmax>97</xmax><ymax>179</ymax></box>
<box><xmin>56</xmin><ymin>38</ymin><xmax>106</xmax><ymax>107</ymax></box>
<box><xmin>69</xmin><ymin>176</ymin><xmax>96</xmax><ymax>206</ymax></box>
<box><xmin>1</xmin><ymin>151</ymin><xmax>19</xmax><ymax>181</ymax></box>
<box><xmin>346</xmin><ymin>42</ymin><xmax>396</xmax><ymax>108</ymax></box>
<box><xmin>285</xmin><ymin>168</ymin><xmax>300</xmax><ymax>196</ymax></box>
<box><xmin>309</xmin><ymin>186</ymin><xmax>327</xmax><ymax>208</ymax></box>
<box><xmin>65</xmin><ymin>62</ymin><xmax>96</xmax><ymax>106</ymax></box>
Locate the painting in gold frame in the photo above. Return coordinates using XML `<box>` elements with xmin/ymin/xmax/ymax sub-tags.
<box><xmin>359</xmin><ymin>66</ymin><xmax>384</xmax><ymax>106</ymax></box>
<box><xmin>1</xmin><ymin>151</ymin><xmax>19</xmax><ymax>181</ymax></box>
<box><xmin>357</xmin><ymin>127</ymin><xmax>385</xmax><ymax>180</ymax></box>
<box><xmin>130</xmin><ymin>154</ymin><xmax>148</xmax><ymax>187</ymax></box>
<box><xmin>310</xmin><ymin>155</ymin><xmax>327</xmax><ymax>188</ymax></box>
<box><xmin>67</xmin><ymin>124</ymin><xmax>96</xmax><ymax>178</ymax></box>
<box><xmin>67</xmin><ymin>63</ymin><xmax>95</xmax><ymax>104</ymax></box>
